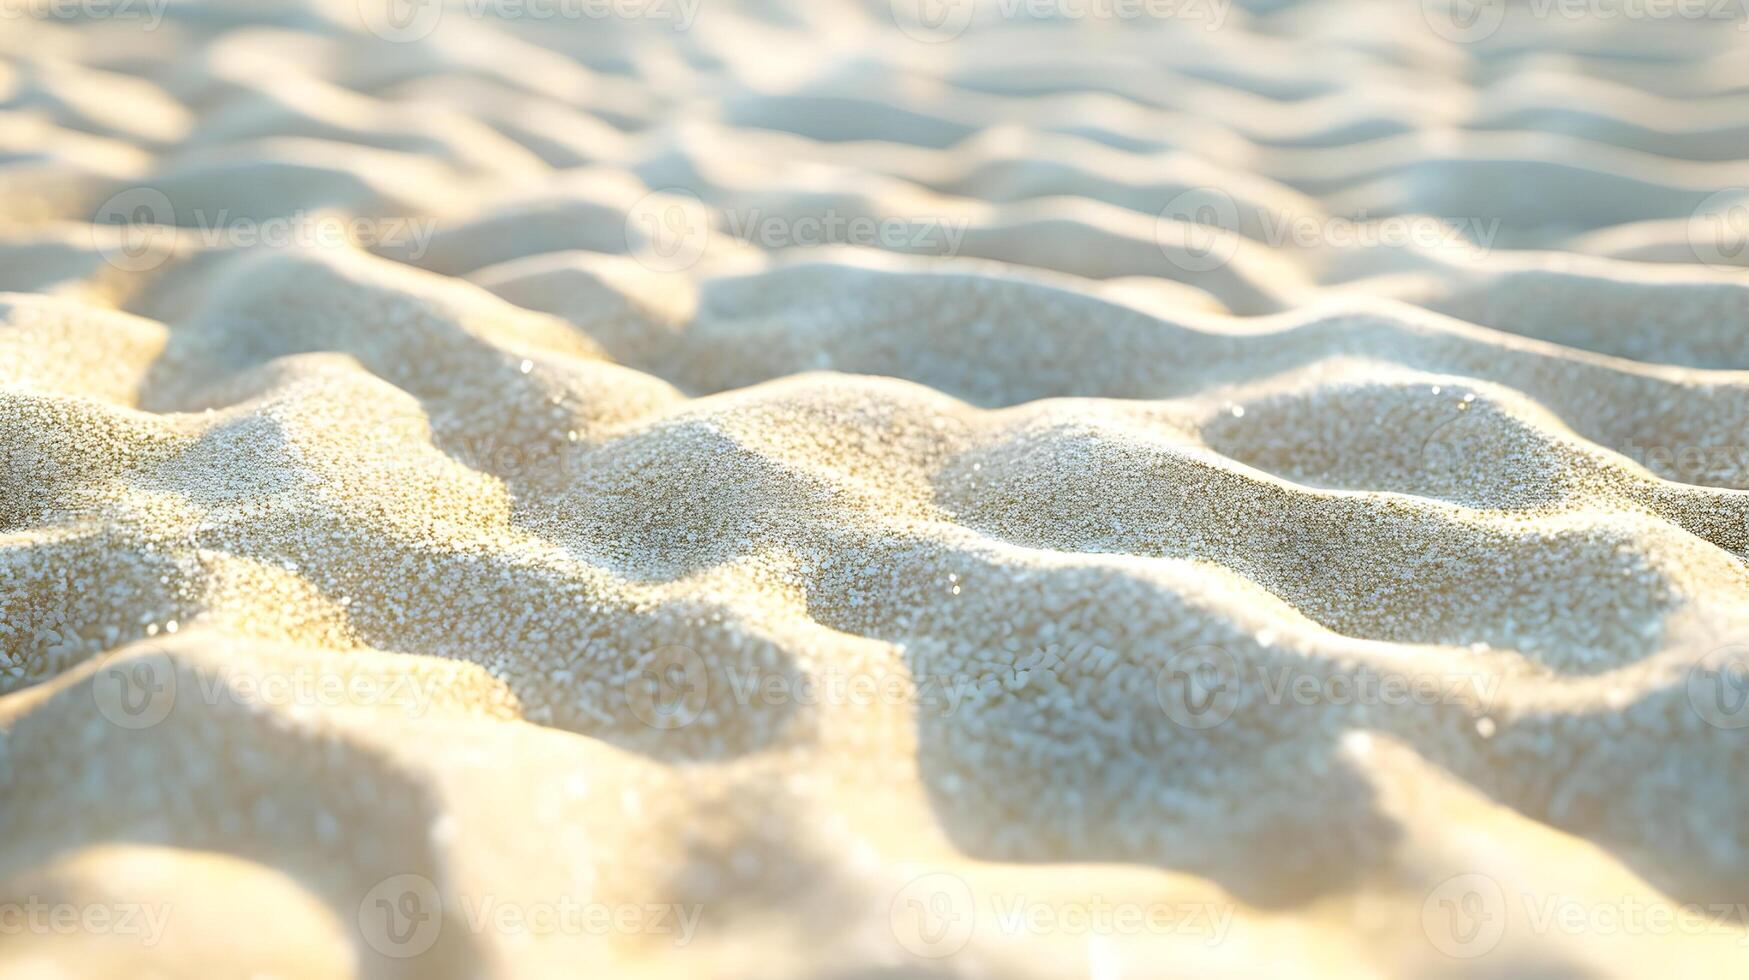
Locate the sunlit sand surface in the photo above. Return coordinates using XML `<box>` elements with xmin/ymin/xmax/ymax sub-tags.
<box><xmin>4</xmin><ymin>1</ymin><xmax>1749</xmax><ymax>976</ymax></box>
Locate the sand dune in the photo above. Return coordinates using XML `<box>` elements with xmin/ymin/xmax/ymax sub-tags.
<box><xmin>4</xmin><ymin>0</ymin><xmax>1749</xmax><ymax>976</ymax></box>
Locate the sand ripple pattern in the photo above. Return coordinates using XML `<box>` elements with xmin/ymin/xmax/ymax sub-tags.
<box><xmin>3</xmin><ymin>1</ymin><xmax>1749</xmax><ymax>977</ymax></box>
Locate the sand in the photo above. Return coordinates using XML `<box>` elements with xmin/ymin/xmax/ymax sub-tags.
<box><xmin>3</xmin><ymin>0</ymin><xmax>1749</xmax><ymax>976</ymax></box>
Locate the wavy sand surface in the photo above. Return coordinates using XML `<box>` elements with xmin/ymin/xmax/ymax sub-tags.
<box><xmin>4</xmin><ymin>1</ymin><xmax>1749</xmax><ymax>976</ymax></box>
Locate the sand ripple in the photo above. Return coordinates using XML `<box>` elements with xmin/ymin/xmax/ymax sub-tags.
<box><xmin>4</xmin><ymin>1</ymin><xmax>1749</xmax><ymax>977</ymax></box>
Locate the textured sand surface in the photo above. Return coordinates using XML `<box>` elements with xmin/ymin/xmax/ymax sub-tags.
<box><xmin>4</xmin><ymin>1</ymin><xmax>1749</xmax><ymax>976</ymax></box>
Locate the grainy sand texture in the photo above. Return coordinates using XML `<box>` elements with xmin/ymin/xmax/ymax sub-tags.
<box><xmin>4</xmin><ymin>0</ymin><xmax>1749</xmax><ymax>976</ymax></box>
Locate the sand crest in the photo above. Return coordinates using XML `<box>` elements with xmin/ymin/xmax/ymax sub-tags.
<box><xmin>3</xmin><ymin>1</ymin><xmax>1749</xmax><ymax>976</ymax></box>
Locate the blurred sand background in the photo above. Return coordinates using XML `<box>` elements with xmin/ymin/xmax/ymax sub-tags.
<box><xmin>3</xmin><ymin>0</ymin><xmax>1749</xmax><ymax>976</ymax></box>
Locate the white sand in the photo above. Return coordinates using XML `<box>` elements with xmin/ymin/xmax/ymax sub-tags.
<box><xmin>3</xmin><ymin>0</ymin><xmax>1749</xmax><ymax>976</ymax></box>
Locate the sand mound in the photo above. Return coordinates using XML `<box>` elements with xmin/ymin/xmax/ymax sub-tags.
<box><xmin>4</xmin><ymin>1</ymin><xmax>1749</xmax><ymax>976</ymax></box>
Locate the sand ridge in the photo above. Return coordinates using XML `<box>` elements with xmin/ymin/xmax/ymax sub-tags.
<box><xmin>3</xmin><ymin>1</ymin><xmax>1749</xmax><ymax>976</ymax></box>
